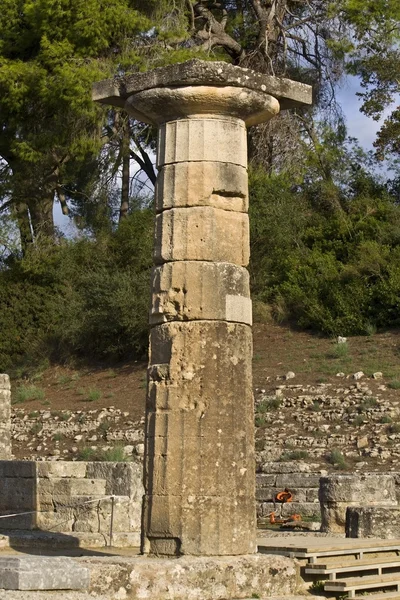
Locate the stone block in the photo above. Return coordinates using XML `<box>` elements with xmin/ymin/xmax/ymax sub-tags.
<box><xmin>256</xmin><ymin>474</ymin><xmax>277</xmax><ymax>487</ymax></box>
<box><xmin>0</xmin><ymin>513</ymin><xmax>36</xmax><ymax>531</ymax></box>
<box><xmin>154</xmin><ymin>207</ymin><xmax>249</xmax><ymax>265</ymax></box>
<box><xmin>129</xmin><ymin>84</ymin><xmax>280</xmax><ymax>126</ymax></box>
<box><xmin>0</xmin><ymin>377</ymin><xmax>11</xmax><ymax>460</ymax></box>
<box><xmin>150</xmin><ymin>262</ymin><xmax>251</xmax><ymax>325</ymax></box>
<box><xmin>157</xmin><ymin>116</ymin><xmax>247</xmax><ymax>167</ymax></box>
<box><xmin>307</xmin><ymin>488</ymin><xmax>319</xmax><ymax>502</ymax></box>
<box><xmin>37</xmin><ymin>478</ymin><xmax>107</xmax><ymax>498</ymax></box>
<box><xmin>94</xmin><ymin>58</ymin><xmax>312</xmax><ymax>110</ymax></box>
<box><xmin>155</xmin><ymin>162</ymin><xmax>248</xmax><ymax>213</ymax></box>
<box><xmin>0</xmin><ymin>375</ymin><xmax>10</xmax><ymax>391</ymax></box>
<box><xmin>87</xmin><ymin>553</ymin><xmax>300</xmax><ymax>600</ymax></box>
<box><xmin>0</xmin><ymin>557</ymin><xmax>89</xmax><ymax>590</ymax></box>
<box><xmin>320</xmin><ymin>474</ymin><xmax>397</xmax><ymax>533</ymax></box>
<box><xmin>0</xmin><ymin>478</ymin><xmax>36</xmax><ymax>512</ymax></box>
<box><xmin>276</xmin><ymin>474</ymin><xmax>321</xmax><ymax>488</ymax></box>
<box><xmin>145</xmin><ymin>320</ymin><xmax>255</xmax><ymax>555</ymax></box>
<box><xmin>257</xmin><ymin>501</ymin><xmax>321</xmax><ymax>519</ymax></box>
<box><xmin>259</xmin><ymin>461</ymin><xmax>317</xmax><ymax>474</ymax></box>
<box><xmin>37</xmin><ymin>462</ymin><xmax>87</xmax><ymax>479</ymax></box>
<box><xmin>346</xmin><ymin>505</ymin><xmax>400</xmax><ymax>538</ymax></box>
<box><xmin>0</xmin><ymin>461</ymin><xmax>36</xmax><ymax>478</ymax></box>
<box><xmin>86</xmin><ymin>462</ymin><xmax>144</xmax><ymax>500</ymax></box>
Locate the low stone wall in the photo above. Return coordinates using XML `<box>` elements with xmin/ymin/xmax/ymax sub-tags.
<box><xmin>256</xmin><ymin>462</ymin><xmax>322</xmax><ymax>519</ymax></box>
<box><xmin>346</xmin><ymin>505</ymin><xmax>400</xmax><ymax>538</ymax></box>
<box><xmin>0</xmin><ymin>375</ymin><xmax>11</xmax><ymax>459</ymax></box>
<box><xmin>0</xmin><ymin>460</ymin><xmax>143</xmax><ymax>546</ymax></box>
<box><xmin>320</xmin><ymin>473</ymin><xmax>397</xmax><ymax>533</ymax></box>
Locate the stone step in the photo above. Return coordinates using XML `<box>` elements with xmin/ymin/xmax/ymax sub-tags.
<box><xmin>324</xmin><ymin>573</ymin><xmax>400</xmax><ymax>596</ymax></box>
<box><xmin>0</xmin><ymin>556</ymin><xmax>89</xmax><ymax>590</ymax></box>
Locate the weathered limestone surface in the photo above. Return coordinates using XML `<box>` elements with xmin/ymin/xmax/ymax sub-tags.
<box><xmin>150</xmin><ymin>262</ymin><xmax>251</xmax><ymax>325</ymax></box>
<box><xmin>85</xmin><ymin>553</ymin><xmax>301</xmax><ymax>600</ymax></box>
<box><xmin>155</xmin><ymin>162</ymin><xmax>248</xmax><ymax>212</ymax></box>
<box><xmin>157</xmin><ymin>116</ymin><xmax>248</xmax><ymax>165</ymax></box>
<box><xmin>145</xmin><ymin>321</ymin><xmax>254</xmax><ymax>556</ymax></box>
<box><xmin>0</xmin><ymin>375</ymin><xmax>11</xmax><ymax>459</ymax></box>
<box><xmin>154</xmin><ymin>206</ymin><xmax>250</xmax><ymax>265</ymax></box>
<box><xmin>92</xmin><ymin>58</ymin><xmax>313</xmax><ymax>111</ymax></box>
<box><xmin>0</xmin><ymin>461</ymin><xmax>143</xmax><ymax>546</ymax></box>
<box><xmin>346</xmin><ymin>505</ymin><xmax>400</xmax><ymax>539</ymax></box>
<box><xmin>0</xmin><ymin>557</ymin><xmax>89</xmax><ymax>590</ymax></box>
<box><xmin>93</xmin><ymin>60</ymin><xmax>312</xmax><ymax>557</ymax></box>
<box><xmin>320</xmin><ymin>474</ymin><xmax>397</xmax><ymax>533</ymax></box>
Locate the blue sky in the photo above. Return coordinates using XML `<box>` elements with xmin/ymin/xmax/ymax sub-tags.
<box><xmin>337</xmin><ymin>75</ymin><xmax>396</xmax><ymax>152</ymax></box>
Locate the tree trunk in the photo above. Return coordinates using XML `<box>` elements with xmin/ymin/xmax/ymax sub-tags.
<box><xmin>28</xmin><ymin>194</ymin><xmax>55</xmax><ymax>241</ymax></box>
<box><xmin>14</xmin><ymin>202</ymin><xmax>33</xmax><ymax>255</ymax></box>
<box><xmin>120</xmin><ymin>119</ymin><xmax>130</xmax><ymax>221</ymax></box>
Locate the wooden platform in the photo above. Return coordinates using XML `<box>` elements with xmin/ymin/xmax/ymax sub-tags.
<box><xmin>257</xmin><ymin>537</ymin><xmax>400</xmax><ymax>563</ymax></box>
<box><xmin>257</xmin><ymin>537</ymin><xmax>400</xmax><ymax>599</ymax></box>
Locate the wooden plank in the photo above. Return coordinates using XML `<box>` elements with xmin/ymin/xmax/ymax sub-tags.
<box><xmin>325</xmin><ymin>573</ymin><xmax>400</xmax><ymax>592</ymax></box>
<box><xmin>257</xmin><ymin>537</ymin><xmax>400</xmax><ymax>554</ymax></box>
<box><xmin>352</xmin><ymin>593</ymin><xmax>400</xmax><ymax>600</ymax></box>
<box><xmin>305</xmin><ymin>558</ymin><xmax>400</xmax><ymax>577</ymax></box>
<box><xmin>306</xmin><ymin>557</ymin><xmax>400</xmax><ymax>571</ymax></box>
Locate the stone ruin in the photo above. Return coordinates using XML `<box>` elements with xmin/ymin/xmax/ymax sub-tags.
<box><xmin>0</xmin><ymin>375</ymin><xmax>11</xmax><ymax>460</ymax></box>
<box><xmin>0</xmin><ymin>60</ymin><xmax>315</xmax><ymax>596</ymax></box>
<box><xmin>93</xmin><ymin>58</ymin><xmax>312</xmax><ymax>559</ymax></box>
<box><xmin>1</xmin><ymin>59</ymin><xmax>400</xmax><ymax>598</ymax></box>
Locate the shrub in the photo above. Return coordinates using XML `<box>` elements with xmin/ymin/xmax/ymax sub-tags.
<box><xmin>327</xmin><ymin>449</ymin><xmax>348</xmax><ymax>470</ymax></box>
<box><xmin>280</xmin><ymin>450</ymin><xmax>309</xmax><ymax>461</ymax></box>
<box><xmin>358</xmin><ymin>397</ymin><xmax>378</xmax><ymax>412</ymax></box>
<box><xmin>13</xmin><ymin>385</ymin><xmax>45</xmax><ymax>404</ymax></box>
<box><xmin>257</xmin><ymin>397</ymin><xmax>281</xmax><ymax>413</ymax></box>
<box><xmin>77</xmin><ymin>445</ymin><xmax>129</xmax><ymax>462</ymax></box>
<box><xmin>389</xmin><ymin>380</ymin><xmax>400</xmax><ymax>390</ymax></box>
<box><xmin>0</xmin><ymin>211</ymin><xmax>153</xmax><ymax>373</ymax></box>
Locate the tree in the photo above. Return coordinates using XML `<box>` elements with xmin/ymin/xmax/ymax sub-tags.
<box><xmin>0</xmin><ymin>0</ymin><xmax>150</xmax><ymax>252</ymax></box>
<box><xmin>338</xmin><ymin>0</ymin><xmax>400</xmax><ymax>159</ymax></box>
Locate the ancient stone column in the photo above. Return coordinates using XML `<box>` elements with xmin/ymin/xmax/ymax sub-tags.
<box><xmin>0</xmin><ymin>375</ymin><xmax>12</xmax><ymax>459</ymax></box>
<box><xmin>93</xmin><ymin>60</ymin><xmax>312</xmax><ymax>556</ymax></box>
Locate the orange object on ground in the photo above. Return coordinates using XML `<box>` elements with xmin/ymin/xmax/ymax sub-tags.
<box><xmin>269</xmin><ymin>512</ymin><xmax>301</xmax><ymax>525</ymax></box>
<box><xmin>275</xmin><ymin>489</ymin><xmax>293</xmax><ymax>504</ymax></box>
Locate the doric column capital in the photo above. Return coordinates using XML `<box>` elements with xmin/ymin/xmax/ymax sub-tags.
<box><xmin>93</xmin><ymin>59</ymin><xmax>312</xmax><ymax>128</ymax></box>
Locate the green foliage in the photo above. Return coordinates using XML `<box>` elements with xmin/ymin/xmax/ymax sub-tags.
<box><xmin>248</xmin><ymin>134</ymin><xmax>400</xmax><ymax>335</ymax></box>
<box><xmin>328</xmin><ymin>343</ymin><xmax>349</xmax><ymax>359</ymax></box>
<box><xmin>257</xmin><ymin>398</ymin><xmax>281</xmax><ymax>413</ymax></box>
<box><xmin>327</xmin><ymin>449</ymin><xmax>348</xmax><ymax>470</ymax></box>
<box><xmin>381</xmin><ymin>415</ymin><xmax>393</xmax><ymax>424</ymax></box>
<box><xmin>77</xmin><ymin>445</ymin><xmax>129</xmax><ymax>461</ymax></box>
<box><xmin>388</xmin><ymin>423</ymin><xmax>400</xmax><ymax>434</ymax></box>
<box><xmin>84</xmin><ymin>388</ymin><xmax>102</xmax><ymax>402</ymax></box>
<box><xmin>357</xmin><ymin>397</ymin><xmax>378</xmax><ymax>412</ymax></box>
<box><xmin>309</xmin><ymin>580</ymin><xmax>325</xmax><ymax>594</ymax></box>
<box><xmin>0</xmin><ymin>211</ymin><xmax>152</xmax><ymax>373</ymax></box>
<box><xmin>280</xmin><ymin>450</ymin><xmax>309</xmax><ymax>461</ymax></box>
<box><xmin>13</xmin><ymin>384</ymin><xmax>45</xmax><ymax>404</ymax></box>
<box><xmin>339</xmin><ymin>0</ymin><xmax>400</xmax><ymax>159</ymax></box>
